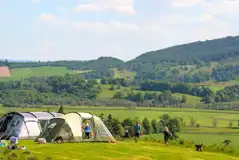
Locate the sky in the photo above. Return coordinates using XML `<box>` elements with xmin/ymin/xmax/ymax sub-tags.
<box><xmin>0</xmin><ymin>0</ymin><xmax>239</xmax><ymax>61</ymax></box>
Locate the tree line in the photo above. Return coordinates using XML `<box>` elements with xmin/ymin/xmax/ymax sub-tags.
<box><xmin>0</xmin><ymin>57</ymin><xmax>124</xmax><ymax>70</ymax></box>
<box><xmin>113</xmin><ymin>90</ymin><xmax>187</xmax><ymax>107</ymax></box>
<box><xmin>99</xmin><ymin>113</ymin><xmax>184</xmax><ymax>139</ymax></box>
<box><xmin>80</xmin><ymin>70</ymin><xmax>114</xmax><ymax>79</ymax></box>
<box><xmin>100</xmin><ymin>77</ymin><xmax>130</xmax><ymax>87</ymax></box>
<box><xmin>1</xmin><ymin>73</ymin><xmax>239</xmax><ymax>107</ymax></box>
<box><xmin>140</xmin><ymin>81</ymin><xmax>213</xmax><ymax>97</ymax></box>
<box><xmin>0</xmin><ymin>74</ymin><xmax>101</xmax><ymax>106</ymax></box>
<box><xmin>127</xmin><ymin>36</ymin><xmax>239</xmax><ymax>65</ymax></box>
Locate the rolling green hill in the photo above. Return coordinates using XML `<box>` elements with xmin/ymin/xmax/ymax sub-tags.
<box><xmin>127</xmin><ymin>36</ymin><xmax>239</xmax><ymax>64</ymax></box>
<box><xmin>1</xmin><ymin>56</ymin><xmax>124</xmax><ymax>70</ymax></box>
<box><xmin>1</xmin><ymin>35</ymin><xmax>239</xmax><ymax>108</ymax></box>
<box><xmin>1</xmin><ymin>35</ymin><xmax>239</xmax><ymax>83</ymax></box>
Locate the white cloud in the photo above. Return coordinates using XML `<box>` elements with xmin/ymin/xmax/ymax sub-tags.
<box><xmin>39</xmin><ymin>13</ymin><xmax>66</xmax><ymax>25</ymax></box>
<box><xmin>203</xmin><ymin>0</ymin><xmax>239</xmax><ymax>16</ymax></box>
<box><xmin>71</xmin><ymin>20</ymin><xmax>140</xmax><ymax>33</ymax></box>
<box><xmin>71</xmin><ymin>20</ymin><xmax>167</xmax><ymax>35</ymax></box>
<box><xmin>71</xmin><ymin>21</ymin><xmax>108</xmax><ymax>32</ymax></box>
<box><xmin>109</xmin><ymin>20</ymin><xmax>140</xmax><ymax>31</ymax></box>
<box><xmin>74</xmin><ymin>0</ymin><xmax>135</xmax><ymax>15</ymax></box>
<box><xmin>194</xmin><ymin>19</ymin><xmax>231</xmax><ymax>40</ymax></box>
<box><xmin>169</xmin><ymin>0</ymin><xmax>203</xmax><ymax>7</ymax></box>
<box><xmin>30</xmin><ymin>0</ymin><xmax>40</xmax><ymax>3</ymax></box>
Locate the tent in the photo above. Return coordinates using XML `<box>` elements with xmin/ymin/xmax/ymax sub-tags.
<box><xmin>36</xmin><ymin>112</ymin><xmax>115</xmax><ymax>143</ymax></box>
<box><xmin>0</xmin><ymin>112</ymin><xmax>63</xmax><ymax>140</ymax></box>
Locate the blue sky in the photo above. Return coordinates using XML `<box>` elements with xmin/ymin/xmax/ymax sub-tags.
<box><xmin>0</xmin><ymin>0</ymin><xmax>239</xmax><ymax>61</ymax></box>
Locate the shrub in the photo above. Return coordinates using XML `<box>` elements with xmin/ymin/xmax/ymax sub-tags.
<box><xmin>212</xmin><ymin>118</ymin><xmax>218</xmax><ymax>128</ymax></box>
<box><xmin>142</xmin><ymin>118</ymin><xmax>152</xmax><ymax>134</ymax></box>
<box><xmin>189</xmin><ymin>117</ymin><xmax>196</xmax><ymax>127</ymax></box>
<box><xmin>8</xmin><ymin>152</ymin><xmax>18</xmax><ymax>159</ymax></box>
<box><xmin>178</xmin><ymin>139</ymin><xmax>185</xmax><ymax>145</ymax></box>
<box><xmin>228</xmin><ymin>121</ymin><xmax>233</xmax><ymax>128</ymax></box>
<box><xmin>196</xmin><ymin>123</ymin><xmax>200</xmax><ymax>128</ymax></box>
<box><xmin>223</xmin><ymin>140</ymin><xmax>232</xmax><ymax>146</ymax></box>
<box><xmin>151</xmin><ymin>119</ymin><xmax>158</xmax><ymax>133</ymax></box>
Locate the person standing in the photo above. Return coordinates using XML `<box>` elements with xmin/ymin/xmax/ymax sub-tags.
<box><xmin>163</xmin><ymin>127</ymin><xmax>172</xmax><ymax>146</ymax></box>
<box><xmin>134</xmin><ymin>121</ymin><xmax>141</xmax><ymax>143</ymax></box>
<box><xmin>83</xmin><ymin>120</ymin><xmax>91</xmax><ymax>139</ymax></box>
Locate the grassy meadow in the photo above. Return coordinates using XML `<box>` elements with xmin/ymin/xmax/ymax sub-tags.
<box><xmin>0</xmin><ymin>66</ymin><xmax>135</xmax><ymax>82</ymax></box>
<box><xmin>1</xmin><ymin>106</ymin><xmax>239</xmax><ymax>159</ymax></box>
<box><xmin>111</xmin><ymin>68</ymin><xmax>136</xmax><ymax>80</ymax></box>
<box><xmin>0</xmin><ymin>66</ymin><xmax>90</xmax><ymax>82</ymax></box>
<box><xmin>1</xmin><ymin>140</ymin><xmax>239</xmax><ymax>160</ymax></box>
<box><xmin>1</xmin><ymin>106</ymin><xmax>239</xmax><ymax>128</ymax></box>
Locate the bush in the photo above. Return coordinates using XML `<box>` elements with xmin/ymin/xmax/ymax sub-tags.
<box><xmin>228</xmin><ymin>121</ymin><xmax>233</xmax><ymax>128</ymax></box>
<box><xmin>212</xmin><ymin>119</ymin><xmax>218</xmax><ymax>128</ymax></box>
<box><xmin>142</xmin><ymin>118</ymin><xmax>152</xmax><ymax>134</ymax></box>
<box><xmin>223</xmin><ymin>140</ymin><xmax>232</xmax><ymax>146</ymax></box>
<box><xmin>159</xmin><ymin>114</ymin><xmax>184</xmax><ymax>139</ymax></box>
<box><xmin>178</xmin><ymin>139</ymin><xmax>185</xmax><ymax>145</ymax></box>
<box><xmin>196</xmin><ymin>123</ymin><xmax>200</xmax><ymax>128</ymax></box>
<box><xmin>151</xmin><ymin>119</ymin><xmax>158</xmax><ymax>133</ymax></box>
<box><xmin>189</xmin><ymin>117</ymin><xmax>196</xmax><ymax>127</ymax></box>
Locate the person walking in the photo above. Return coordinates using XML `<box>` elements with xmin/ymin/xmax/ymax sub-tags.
<box><xmin>134</xmin><ymin>121</ymin><xmax>141</xmax><ymax>143</ymax></box>
<box><xmin>163</xmin><ymin>127</ymin><xmax>172</xmax><ymax>146</ymax></box>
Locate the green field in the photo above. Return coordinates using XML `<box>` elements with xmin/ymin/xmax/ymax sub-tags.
<box><xmin>112</xmin><ymin>68</ymin><xmax>136</xmax><ymax>80</ymax></box>
<box><xmin>1</xmin><ymin>106</ymin><xmax>239</xmax><ymax>159</ymax></box>
<box><xmin>0</xmin><ymin>66</ymin><xmax>137</xmax><ymax>82</ymax></box>
<box><xmin>0</xmin><ymin>66</ymin><xmax>89</xmax><ymax>82</ymax></box>
<box><xmin>1</xmin><ymin>106</ymin><xmax>239</xmax><ymax>128</ymax></box>
<box><xmin>1</xmin><ymin>141</ymin><xmax>239</xmax><ymax>160</ymax></box>
<box><xmin>192</xmin><ymin>80</ymin><xmax>239</xmax><ymax>93</ymax></box>
<box><xmin>97</xmin><ymin>85</ymin><xmax>202</xmax><ymax>105</ymax></box>
<box><xmin>144</xmin><ymin>132</ymin><xmax>239</xmax><ymax>147</ymax></box>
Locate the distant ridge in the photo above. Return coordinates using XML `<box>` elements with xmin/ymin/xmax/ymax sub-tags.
<box><xmin>1</xmin><ymin>35</ymin><xmax>239</xmax><ymax>64</ymax></box>
<box><xmin>0</xmin><ymin>59</ymin><xmax>35</xmax><ymax>62</ymax></box>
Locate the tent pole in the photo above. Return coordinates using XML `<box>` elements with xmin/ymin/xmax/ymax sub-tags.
<box><xmin>24</xmin><ymin>121</ymin><xmax>31</xmax><ymax>140</ymax></box>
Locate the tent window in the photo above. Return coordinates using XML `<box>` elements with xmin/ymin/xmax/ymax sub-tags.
<box><xmin>48</xmin><ymin>123</ymin><xmax>56</xmax><ymax>129</ymax></box>
<box><xmin>11</xmin><ymin>120</ymin><xmax>19</xmax><ymax>126</ymax></box>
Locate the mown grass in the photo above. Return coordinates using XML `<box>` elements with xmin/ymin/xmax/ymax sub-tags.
<box><xmin>0</xmin><ymin>140</ymin><xmax>239</xmax><ymax>160</ymax></box>
<box><xmin>1</xmin><ymin>106</ymin><xmax>239</xmax><ymax>159</ymax></box>
<box><xmin>179</xmin><ymin>133</ymin><xmax>239</xmax><ymax>147</ymax></box>
<box><xmin>0</xmin><ymin>66</ymin><xmax>90</xmax><ymax>82</ymax></box>
<box><xmin>144</xmin><ymin>132</ymin><xmax>239</xmax><ymax>147</ymax></box>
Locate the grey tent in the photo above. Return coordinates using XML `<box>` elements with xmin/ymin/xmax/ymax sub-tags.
<box><xmin>0</xmin><ymin>112</ymin><xmax>63</xmax><ymax>140</ymax></box>
<box><xmin>36</xmin><ymin>112</ymin><xmax>115</xmax><ymax>143</ymax></box>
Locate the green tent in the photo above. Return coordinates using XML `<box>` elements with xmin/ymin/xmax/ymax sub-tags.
<box><xmin>35</xmin><ymin>112</ymin><xmax>115</xmax><ymax>143</ymax></box>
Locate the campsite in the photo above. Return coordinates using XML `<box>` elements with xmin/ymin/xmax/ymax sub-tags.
<box><xmin>2</xmin><ymin>1</ymin><xmax>239</xmax><ymax>159</ymax></box>
<box><xmin>0</xmin><ymin>107</ymin><xmax>239</xmax><ymax>159</ymax></box>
